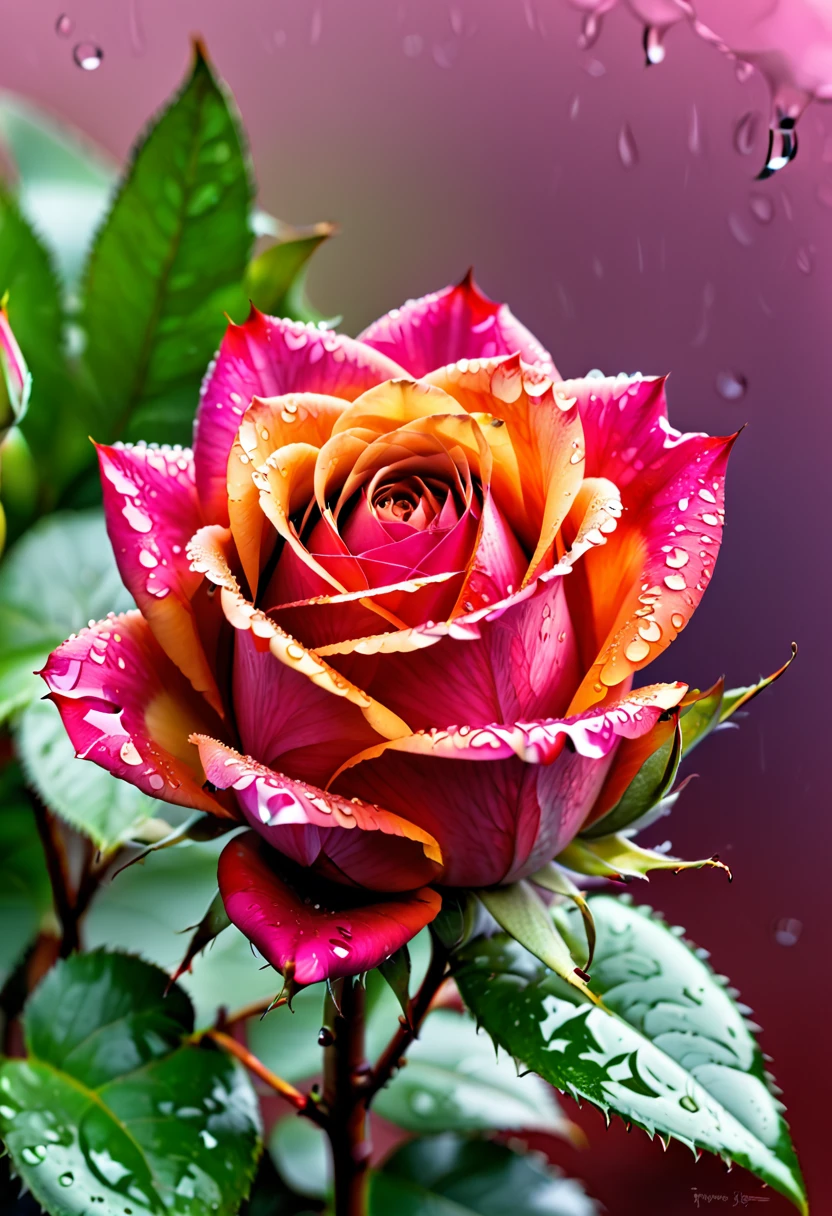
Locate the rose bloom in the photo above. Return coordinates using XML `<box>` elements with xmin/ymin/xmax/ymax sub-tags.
<box><xmin>42</xmin><ymin>276</ymin><xmax>733</xmax><ymax>985</ymax></box>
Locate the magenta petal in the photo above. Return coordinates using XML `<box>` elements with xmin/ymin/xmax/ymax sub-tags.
<box><xmin>358</xmin><ymin>273</ymin><xmax>558</xmax><ymax>379</ymax></box>
<box><xmin>97</xmin><ymin>442</ymin><xmax>222</xmax><ymax>714</ymax></box>
<box><xmin>40</xmin><ymin>611</ymin><xmax>231</xmax><ymax>817</ymax></box>
<box><xmin>193</xmin><ymin>309</ymin><xmax>406</xmax><ymax>524</ymax></box>
<box><xmin>218</xmin><ymin>832</ymin><xmax>441</xmax><ymax>984</ymax></box>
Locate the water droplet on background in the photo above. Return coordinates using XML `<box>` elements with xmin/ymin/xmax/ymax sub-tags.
<box><xmin>734</xmin><ymin>111</ymin><xmax>761</xmax><ymax>157</ymax></box>
<box><xmin>774</xmin><ymin>917</ymin><xmax>802</xmax><ymax>947</ymax></box>
<box><xmin>715</xmin><ymin>371</ymin><xmax>748</xmax><ymax>401</ymax></box>
<box><xmin>55</xmin><ymin>13</ymin><xmax>73</xmax><ymax>37</ymax></box>
<box><xmin>643</xmin><ymin>25</ymin><xmax>665</xmax><ymax>65</ymax></box>
<box><xmin>749</xmin><ymin>193</ymin><xmax>774</xmax><ymax>224</ymax></box>
<box><xmin>687</xmin><ymin>104</ymin><xmax>702</xmax><ymax>156</ymax></box>
<box><xmin>73</xmin><ymin>42</ymin><xmax>103</xmax><ymax>70</ymax></box>
<box><xmin>796</xmin><ymin>245</ymin><xmax>815</xmax><ymax>275</ymax></box>
<box><xmin>617</xmin><ymin>123</ymin><xmax>639</xmax><ymax>170</ymax></box>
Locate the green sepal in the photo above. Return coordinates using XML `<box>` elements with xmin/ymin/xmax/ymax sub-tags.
<box><xmin>580</xmin><ymin>714</ymin><xmax>681</xmax><ymax>839</ymax></box>
<box><xmin>378</xmin><ymin>946</ymin><xmax>413</xmax><ymax>1026</ymax></box>
<box><xmin>477</xmin><ymin>881</ymin><xmax>596</xmax><ymax>998</ymax></box>
<box><xmin>530</xmin><ymin>862</ymin><xmax>596</xmax><ymax>970</ymax></box>
<box><xmin>556</xmin><ymin>833</ymin><xmax>731</xmax><ymax>883</ymax></box>
<box><xmin>171</xmin><ymin>889</ymin><xmax>232</xmax><ymax>985</ymax></box>
<box><xmin>245</xmin><ymin>222</ymin><xmax>334</xmax><ymax>316</ymax></box>
<box><xmin>681</xmin><ymin>644</ymin><xmax>797</xmax><ymax>757</ymax></box>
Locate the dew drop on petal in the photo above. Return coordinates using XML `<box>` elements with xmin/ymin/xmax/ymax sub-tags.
<box><xmin>664</xmin><ymin>573</ymin><xmax>687</xmax><ymax>591</ymax></box>
<box><xmin>625</xmin><ymin>637</ymin><xmax>651</xmax><ymax>662</ymax></box>
<box><xmin>715</xmin><ymin>370</ymin><xmax>747</xmax><ymax>401</ymax></box>
<box><xmin>671</xmin><ymin>612</ymin><xmax>685</xmax><ymax>630</ymax></box>
<box><xmin>73</xmin><ymin>42</ymin><xmax>103</xmax><ymax>70</ymax></box>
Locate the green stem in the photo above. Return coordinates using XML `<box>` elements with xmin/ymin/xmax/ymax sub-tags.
<box><xmin>322</xmin><ymin>979</ymin><xmax>371</xmax><ymax>1216</ymax></box>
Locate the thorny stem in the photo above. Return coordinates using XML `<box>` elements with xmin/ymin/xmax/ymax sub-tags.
<box><xmin>322</xmin><ymin>978</ymin><xmax>372</xmax><ymax>1216</ymax></box>
<box><xmin>365</xmin><ymin>936</ymin><xmax>450</xmax><ymax>1104</ymax></box>
<box><xmin>29</xmin><ymin>791</ymin><xmax>79</xmax><ymax>958</ymax></box>
<box><xmin>201</xmin><ymin>1029</ymin><xmax>310</xmax><ymax>1111</ymax></box>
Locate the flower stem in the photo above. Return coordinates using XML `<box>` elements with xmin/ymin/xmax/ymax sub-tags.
<box><xmin>322</xmin><ymin>978</ymin><xmax>372</xmax><ymax>1216</ymax></box>
<box><xmin>201</xmin><ymin>1029</ymin><xmax>308</xmax><ymax>1110</ymax></box>
<box><xmin>366</xmin><ymin>936</ymin><xmax>449</xmax><ymax>1103</ymax></box>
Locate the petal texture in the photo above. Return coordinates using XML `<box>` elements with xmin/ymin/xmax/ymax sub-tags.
<box><xmin>97</xmin><ymin>442</ymin><xmax>223</xmax><ymax>714</ymax></box>
<box><xmin>194</xmin><ymin>308</ymin><xmax>406</xmax><ymax>524</ymax></box>
<box><xmin>218</xmin><ymin>832</ymin><xmax>441</xmax><ymax>984</ymax></box>
<box><xmin>358</xmin><ymin>274</ymin><xmax>557</xmax><ymax>379</ymax></box>
<box><xmin>40</xmin><ymin>611</ymin><xmax>231</xmax><ymax>817</ymax></box>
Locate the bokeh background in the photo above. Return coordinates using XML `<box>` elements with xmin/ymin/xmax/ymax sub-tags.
<box><xmin>1</xmin><ymin>1</ymin><xmax>829</xmax><ymax>1211</ymax></box>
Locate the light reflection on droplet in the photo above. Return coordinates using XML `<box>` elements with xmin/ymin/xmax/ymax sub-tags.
<box><xmin>773</xmin><ymin>917</ymin><xmax>801</xmax><ymax>947</ymax></box>
<box><xmin>617</xmin><ymin>123</ymin><xmax>639</xmax><ymax>170</ymax></box>
<box><xmin>715</xmin><ymin>371</ymin><xmax>748</xmax><ymax>401</ymax></box>
<box><xmin>73</xmin><ymin>42</ymin><xmax>103</xmax><ymax>70</ymax></box>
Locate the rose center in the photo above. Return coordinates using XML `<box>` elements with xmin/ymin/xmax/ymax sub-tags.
<box><xmin>370</xmin><ymin>477</ymin><xmax>444</xmax><ymax>531</ymax></box>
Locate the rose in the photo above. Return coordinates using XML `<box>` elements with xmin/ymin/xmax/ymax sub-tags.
<box><xmin>42</xmin><ymin>274</ymin><xmax>733</xmax><ymax>985</ymax></box>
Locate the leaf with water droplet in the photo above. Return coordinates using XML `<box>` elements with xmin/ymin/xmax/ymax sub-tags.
<box><xmin>371</xmin><ymin>1133</ymin><xmax>599</xmax><ymax>1215</ymax></box>
<box><xmin>0</xmin><ymin>951</ymin><xmax>262</xmax><ymax>1215</ymax></box>
<box><xmin>454</xmin><ymin>897</ymin><xmax>807</xmax><ymax>1213</ymax></box>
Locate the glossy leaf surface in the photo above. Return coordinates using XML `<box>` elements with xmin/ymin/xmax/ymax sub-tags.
<box><xmin>455</xmin><ymin>896</ymin><xmax>806</xmax><ymax>1213</ymax></box>
<box><xmin>81</xmin><ymin>46</ymin><xmax>253</xmax><ymax>446</ymax></box>
<box><xmin>0</xmin><ymin>951</ymin><xmax>262</xmax><ymax>1215</ymax></box>
<box><xmin>370</xmin><ymin>1134</ymin><xmax>599</xmax><ymax>1216</ymax></box>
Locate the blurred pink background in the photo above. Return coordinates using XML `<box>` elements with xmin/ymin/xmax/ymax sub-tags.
<box><xmin>1</xmin><ymin>1</ymin><xmax>830</xmax><ymax>1211</ymax></box>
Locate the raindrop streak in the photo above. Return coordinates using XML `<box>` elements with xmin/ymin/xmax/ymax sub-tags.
<box><xmin>578</xmin><ymin>12</ymin><xmax>602</xmax><ymax>50</ymax></box>
<box><xmin>617</xmin><ymin>123</ymin><xmax>639</xmax><ymax>170</ymax></box>
<box><xmin>643</xmin><ymin>25</ymin><xmax>665</xmax><ymax>65</ymax></box>
<box><xmin>73</xmin><ymin>42</ymin><xmax>103</xmax><ymax>70</ymax></box>
<box><xmin>688</xmin><ymin>105</ymin><xmax>702</xmax><ymax>156</ymax></box>
<box><xmin>796</xmin><ymin>246</ymin><xmax>815</xmax><ymax>275</ymax></box>
<box><xmin>733</xmin><ymin>111</ymin><xmax>760</xmax><ymax>156</ymax></box>
<box><xmin>128</xmin><ymin>0</ymin><xmax>145</xmax><ymax>55</ymax></box>
<box><xmin>715</xmin><ymin>371</ymin><xmax>747</xmax><ymax>402</ymax></box>
<box><xmin>55</xmin><ymin>13</ymin><xmax>73</xmax><ymax>37</ymax></box>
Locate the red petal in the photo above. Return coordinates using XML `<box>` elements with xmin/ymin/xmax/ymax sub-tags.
<box><xmin>194</xmin><ymin>309</ymin><xmax>406</xmax><ymax>524</ymax></box>
<box><xmin>359</xmin><ymin>273</ymin><xmax>557</xmax><ymax>379</ymax></box>
<box><xmin>218</xmin><ymin>832</ymin><xmax>441</xmax><ymax>985</ymax></box>
<box><xmin>40</xmin><ymin>612</ymin><xmax>231</xmax><ymax>817</ymax></box>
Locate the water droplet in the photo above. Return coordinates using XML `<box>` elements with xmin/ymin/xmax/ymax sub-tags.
<box><xmin>59</xmin><ymin>1172</ymin><xmax>74</xmax><ymax>1188</ymax></box>
<box><xmin>680</xmin><ymin>1094</ymin><xmax>699</xmax><ymax>1112</ymax></box>
<box><xmin>773</xmin><ymin>916</ymin><xmax>801</xmax><ymax>947</ymax></box>
<box><xmin>643</xmin><ymin>25</ymin><xmax>665</xmax><ymax>65</ymax></box>
<box><xmin>568</xmin><ymin>94</ymin><xmax>580</xmax><ymax>121</ymax></box>
<box><xmin>318</xmin><ymin>1027</ymin><xmax>334</xmax><ymax>1046</ymax></box>
<box><xmin>411</xmin><ymin>1091</ymin><xmax>437</xmax><ymax>1115</ymax></box>
<box><xmin>625</xmin><ymin>638</ymin><xmax>650</xmax><ymax>662</ymax></box>
<box><xmin>664</xmin><ymin>573</ymin><xmax>687</xmax><ymax>591</ymax></box>
<box><xmin>715</xmin><ymin>370</ymin><xmax>747</xmax><ymax>401</ymax></box>
<box><xmin>759</xmin><ymin>115</ymin><xmax>798</xmax><ymax>179</ymax></box>
<box><xmin>73</xmin><ymin>42</ymin><xmax>103</xmax><ymax>70</ymax></box>
<box><xmin>749</xmin><ymin>193</ymin><xmax>774</xmax><ymax>224</ymax></box>
<box><xmin>199</xmin><ymin>1129</ymin><xmax>218</xmax><ymax>1149</ymax></box>
<box><xmin>671</xmin><ymin>612</ymin><xmax>685</xmax><ymax>629</ymax></box>
<box><xmin>583</xmin><ymin>57</ymin><xmax>606</xmax><ymax>78</ymax></box>
<box><xmin>578</xmin><ymin>12</ymin><xmax>602</xmax><ymax>50</ymax></box>
<box><xmin>734</xmin><ymin>111</ymin><xmax>760</xmax><ymax>156</ymax></box>
<box><xmin>727</xmin><ymin>212</ymin><xmax>754</xmax><ymax>247</ymax></box>
<box><xmin>617</xmin><ymin>123</ymin><xmax>639</xmax><ymax>170</ymax></box>
<box><xmin>119</xmin><ymin>740</ymin><xmax>142</xmax><ymax>767</ymax></box>
<box><xmin>796</xmin><ymin>246</ymin><xmax>815</xmax><ymax>275</ymax></box>
<box><xmin>21</xmin><ymin>1145</ymin><xmax>47</xmax><ymax>1166</ymax></box>
<box><xmin>55</xmin><ymin>13</ymin><xmax>73</xmax><ymax>36</ymax></box>
<box><xmin>688</xmin><ymin>105</ymin><xmax>702</xmax><ymax>156</ymax></box>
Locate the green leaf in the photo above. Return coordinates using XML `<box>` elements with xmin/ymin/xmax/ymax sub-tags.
<box><xmin>245</xmin><ymin>223</ymin><xmax>334</xmax><ymax>317</ymax></box>
<box><xmin>0</xmin><ymin>950</ymin><xmax>262</xmax><ymax>1215</ymax></box>
<box><xmin>580</xmin><ymin>717</ymin><xmax>681</xmax><ymax>839</ymax></box>
<box><xmin>268</xmin><ymin>1117</ymin><xmax>329</xmax><ymax>1201</ymax></box>
<box><xmin>0</xmin><ymin>510</ymin><xmax>134</xmax><ymax>723</ymax></box>
<box><xmin>83</xmin><ymin>836</ymin><xmax>280</xmax><ymax>1026</ymax></box>
<box><xmin>530</xmin><ymin>863</ymin><xmax>596</xmax><ymax>971</ymax></box>
<box><xmin>370</xmin><ymin>1134</ymin><xmax>599</xmax><ymax>1216</ymax></box>
<box><xmin>477</xmin><ymin>881</ymin><xmax>593</xmax><ymax>1000</ymax></box>
<box><xmin>455</xmin><ymin>895</ymin><xmax>807</xmax><ymax>1213</ymax></box>
<box><xmin>679</xmin><ymin>679</ymin><xmax>724</xmax><ymax>755</ymax></box>
<box><xmin>373</xmin><ymin>1009</ymin><xmax>575</xmax><ymax>1139</ymax></box>
<box><xmin>556</xmin><ymin>834</ymin><xmax>730</xmax><ymax>883</ymax></box>
<box><xmin>0</xmin><ymin>93</ymin><xmax>117</xmax><ymax>291</ymax></box>
<box><xmin>15</xmin><ymin>696</ymin><xmax>160</xmax><ymax>850</ymax></box>
<box><xmin>81</xmin><ymin>44</ymin><xmax>254</xmax><ymax>446</ymax></box>
<box><xmin>0</xmin><ymin>762</ymin><xmax>52</xmax><ymax>986</ymax></box>
<box><xmin>0</xmin><ymin>187</ymin><xmax>88</xmax><ymax>496</ymax></box>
